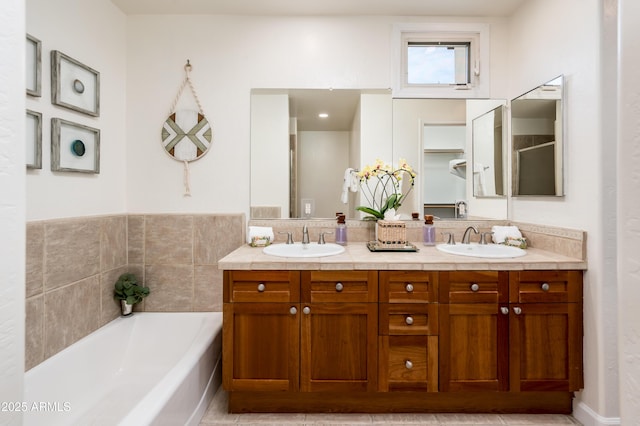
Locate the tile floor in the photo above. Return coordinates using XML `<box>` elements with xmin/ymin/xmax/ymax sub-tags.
<box><xmin>199</xmin><ymin>388</ymin><xmax>582</xmax><ymax>426</ymax></box>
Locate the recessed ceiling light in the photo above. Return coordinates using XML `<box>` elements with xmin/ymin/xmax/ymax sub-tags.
<box><xmin>318</xmin><ymin>113</ymin><xmax>329</xmax><ymax>118</ymax></box>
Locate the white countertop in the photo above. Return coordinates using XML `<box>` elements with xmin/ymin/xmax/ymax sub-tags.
<box><xmin>218</xmin><ymin>243</ymin><xmax>587</xmax><ymax>271</ymax></box>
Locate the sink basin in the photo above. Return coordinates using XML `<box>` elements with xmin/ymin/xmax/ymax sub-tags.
<box><xmin>436</xmin><ymin>243</ymin><xmax>526</xmax><ymax>259</ymax></box>
<box><xmin>263</xmin><ymin>242</ymin><xmax>346</xmax><ymax>258</ymax></box>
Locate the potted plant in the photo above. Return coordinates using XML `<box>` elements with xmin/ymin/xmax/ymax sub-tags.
<box><xmin>114</xmin><ymin>273</ymin><xmax>149</xmax><ymax>316</ymax></box>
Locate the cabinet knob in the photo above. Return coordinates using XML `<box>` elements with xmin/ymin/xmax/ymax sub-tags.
<box><xmin>405</xmin><ymin>316</ymin><xmax>414</xmax><ymax>325</ymax></box>
<box><xmin>541</xmin><ymin>282</ymin><xmax>550</xmax><ymax>292</ymax></box>
<box><xmin>257</xmin><ymin>283</ymin><xmax>266</xmax><ymax>292</ymax></box>
<box><xmin>289</xmin><ymin>306</ymin><xmax>297</xmax><ymax>315</ymax></box>
<box><xmin>335</xmin><ymin>282</ymin><xmax>344</xmax><ymax>292</ymax></box>
<box><xmin>405</xmin><ymin>360</ymin><xmax>413</xmax><ymax>369</ymax></box>
<box><xmin>405</xmin><ymin>283</ymin><xmax>414</xmax><ymax>293</ymax></box>
<box><xmin>513</xmin><ymin>307</ymin><xmax>522</xmax><ymax>315</ymax></box>
<box><xmin>303</xmin><ymin>306</ymin><xmax>311</xmax><ymax>315</ymax></box>
<box><xmin>501</xmin><ymin>307</ymin><xmax>509</xmax><ymax>315</ymax></box>
<box><xmin>470</xmin><ymin>283</ymin><xmax>480</xmax><ymax>292</ymax></box>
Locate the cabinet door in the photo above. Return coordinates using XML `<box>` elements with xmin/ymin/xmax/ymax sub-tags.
<box><xmin>510</xmin><ymin>303</ymin><xmax>583</xmax><ymax>391</ymax></box>
<box><xmin>379</xmin><ymin>335</ymin><xmax>438</xmax><ymax>392</ymax></box>
<box><xmin>223</xmin><ymin>302</ymin><xmax>300</xmax><ymax>392</ymax></box>
<box><xmin>300</xmin><ymin>303</ymin><xmax>378</xmax><ymax>392</ymax></box>
<box><xmin>439</xmin><ymin>303</ymin><xmax>509</xmax><ymax>392</ymax></box>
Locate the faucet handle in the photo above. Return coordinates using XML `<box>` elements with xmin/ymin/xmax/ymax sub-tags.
<box><xmin>318</xmin><ymin>231</ymin><xmax>333</xmax><ymax>244</ymax></box>
<box><xmin>442</xmin><ymin>232</ymin><xmax>456</xmax><ymax>245</ymax></box>
<box><xmin>479</xmin><ymin>232</ymin><xmax>494</xmax><ymax>245</ymax></box>
<box><xmin>278</xmin><ymin>231</ymin><xmax>294</xmax><ymax>244</ymax></box>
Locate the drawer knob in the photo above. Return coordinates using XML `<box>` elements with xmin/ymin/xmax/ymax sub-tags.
<box><xmin>470</xmin><ymin>283</ymin><xmax>480</xmax><ymax>292</ymax></box>
<box><xmin>257</xmin><ymin>283</ymin><xmax>266</xmax><ymax>292</ymax></box>
<box><xmin>541</xmin><ymin>283</ymin><xmax>550</xmax><ymax>291</ymax></box>
<box><xmin>405</xmin><ymin>316</ymin><xmax>414</xmax><ymax>325</ymax></box>
<box><xmin>303</xmin><ymin>306</ymin><xmax>311</xmax><ymax>315</ymax></box>
<box><xmin>405</xmin><ymin>360</ymin><xmax>413</xmax><ymax>369</ymax></box>
<box><xmin>513</xmin><ymin>307</ymin><xmax>522</xmax><ymax>315</ymax></box>
<box><xmin>501</xmin><ymin>307</ymin><xmax>509</xmax><ymax>315</ymax></box>
<box><xmin>405</xmin><ymin>283</ymin><xmax>414</xmax><ymax>293</ymax></box>
<box><xmin>289</xmin><ymin>306</ymin><xmax>297</xmax><ymax>315</ymax></box>
<box><xmin>335</xmin><ymin>282</ymin><xmax>344</xmax><ymax>292</ymax></box>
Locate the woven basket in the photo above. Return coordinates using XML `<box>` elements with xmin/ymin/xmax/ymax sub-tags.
<box><xmin>376</xmin><ymin>220</ymin><xmax>407</xmax><ymax>248</ymax></box>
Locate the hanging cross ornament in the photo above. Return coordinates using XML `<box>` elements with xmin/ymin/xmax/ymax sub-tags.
<box><xmin>161</xmin><ymin>60</ymin><xmax>212</xmax><ymax>196</ymax></box>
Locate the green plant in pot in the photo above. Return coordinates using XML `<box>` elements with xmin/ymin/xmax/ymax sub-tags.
<box><xmin>114</xmin><ymin>273</ymin><xmax>149</xmax><ymax>316</ymax></box>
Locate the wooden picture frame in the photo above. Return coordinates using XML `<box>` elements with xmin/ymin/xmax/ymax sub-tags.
<box><xmin>51</xmin><ymin>50</ymin><xmax>100</xmax><ymax>116</ymax></box>
<box><xmin>51</xmin><ymin>118</ymin><xmax>100</xmax><ymax>173</ymax></box>
<box><xmin>26</xmin><ymin>34</ymin><xmax>42</xmax><ymax>97</ymax></box>
<box><xmin>26</xmin><ymin>110</ymin><xmax>42</xmax><ymax>169</ymax></box>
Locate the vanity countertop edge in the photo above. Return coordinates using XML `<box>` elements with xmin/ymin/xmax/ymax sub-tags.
<box><xmin>218</xmin><ymin>244</ymin><xmax>587</xmax><ymax>271</ymax></box>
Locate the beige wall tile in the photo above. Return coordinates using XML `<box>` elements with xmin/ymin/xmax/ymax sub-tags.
<box><xmin>144</xmin><ymin>264</ymin><xmax>194</xmax><ymax>311</ymax></box>
<box><xmin>101</xmin><ymin>216</ymin><xmax>127</xmax><ymax>272</ymax></box>
<box><xmin>145</xmin><ymin>215</ymin><xmax>193</xmax><ymax>265</ymax></box>
<box><xmin>127</xmin><ymin>215</ymin><xmax>145</xmax><ymax>264</ymax></box>
<box><xmin>194</xmin><ymin>214</ymin><xmax>245</xmax><ymax>265</ymax></box>
<box><xmin>194</xmin><ymin>265</ymin><xmax>223</xmax><ymax>312</ymax></box>
<box><xmin>44</xmin><ymin>276</ymin><xmax>101</xmax><ymax>358</ymax></box>
<box><xmin>44</xmin><ymin>218</ymin><xmax>101</xmax><ymax>291</ymax></box>
<box><xmin>26</xmin><ymin>222</ymin><xmax>44</xmax><ymax>298</ymax></box>
<box><xmin>25</xmin><ymin>295</ymin><xmax>44</xmax><ymax>371</ymax></box>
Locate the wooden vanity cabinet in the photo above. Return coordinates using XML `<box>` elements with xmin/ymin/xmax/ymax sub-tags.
<box><xmin>508</xmin><ymin>271</ymin><xmax>584</xmax><ymax>392</ymax></box>
<box><xmin>378</xmin><ymin>271</ymin><xmax>439</xmax><ymax>392</ymax></box>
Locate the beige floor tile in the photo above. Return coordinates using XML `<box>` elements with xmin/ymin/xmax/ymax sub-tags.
<box><xmin>371</xmin><ymin>412</ymin><xmax>439</xmax><ymax>424</ymax></box>
<box><xmin>436</xmin><ymin>412</ymin><xmax>506</xmax><ymax>424</ymax></box>
<box><xmin>500</xmin><ymin>413</ymin><xmax>582</xmax><ymax>425</ymax></box>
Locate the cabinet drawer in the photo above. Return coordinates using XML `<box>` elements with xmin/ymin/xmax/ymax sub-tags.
<box><xmin>379</xmin><ymin>335</ymin><xmax>438</xmax><ymax>392</ymax></box>
<box><xmin>439</xmin><ymin>271</ymin><xmax>508</xmax><ymax>304</ymax></box>
<box><xmin>224</xmin><ymin>270</ymin><xmax>300</xmax><ymax>303</ymax></box>
<box><xmin>379</xmin><ymin>304</ymin><xmax>438</xmax><ymax>335</ymax></box>
<box><xmin>510</xmin><ymin>271</ymin><xmax>583</xmax><ymax>303</ymax></box>
<box><xmin>379</xmin><ymin>271</ymin><xmax>438</xmax><ymax>303</ymax></box>
<box><xmin>301</xmin><ymin>270</ymin><xmax>377</xmax><ymax>303</ymax></box>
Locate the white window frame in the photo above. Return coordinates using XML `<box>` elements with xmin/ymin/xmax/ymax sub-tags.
<box><xmin>392</xmin><ymin>23</ymin><xmax>490</xmax><ymax>99</ymax></box>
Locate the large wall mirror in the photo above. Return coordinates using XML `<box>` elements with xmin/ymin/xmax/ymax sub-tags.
<box><xmin>510</xmin><ymin>75</ymin><xmax>564</xmax><ymax>196</ymax></box>
<box><xmin>250</xmin><ymin>89</ymin><xmax>509</xmax><ymax>220</ymax></box>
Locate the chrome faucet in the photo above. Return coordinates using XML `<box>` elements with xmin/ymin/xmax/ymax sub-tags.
<box><xmin>461</xmin><ymin>226</ymin><xmax>479</xmax><ymax>244</ymax></box>
<box><xmin>302</xmin><ymin>225</ymin><xmax>310</xmax><ymax>245</ymax></box>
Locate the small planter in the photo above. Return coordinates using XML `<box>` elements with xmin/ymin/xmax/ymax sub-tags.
<box><xmin>120</xmin><ymin>300</ymin><xmax>134</xmax><ymax>317</ymax></box>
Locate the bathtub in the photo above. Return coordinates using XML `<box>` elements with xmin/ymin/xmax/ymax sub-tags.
<box><xmin>24</xmin><ymin>312</ymin><xmax>222</xmax><ymax>426</ymax></box>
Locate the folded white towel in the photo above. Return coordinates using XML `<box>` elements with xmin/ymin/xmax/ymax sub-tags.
<box><xmin>341</xmin><ymin>168</ymin><xmax>359</xmax><ymax>204</ymax></box>
<box><xmin>491</xmin><ymin>225</ymin><xmax>522</xmax><ymax>244</ymax></box>
<box><xmin>247</xmin><ymin>226</ymin><xmax>274</xmax><ymax>246</ymax></box>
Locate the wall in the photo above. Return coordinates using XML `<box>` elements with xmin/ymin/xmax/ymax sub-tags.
<box><xmin>507</xmin><ymin>0</ymin><xmax>617</xmax><ymax>424</ymax></box>
<box><xmin>25</xmin><ymin>0</ymin><xmax>127</xmax><ymax>221</ymax></box>
<box><xmin>0</xmin><ymin>0</ymin><xmax>26</xmax><ymax>421</ymax></box>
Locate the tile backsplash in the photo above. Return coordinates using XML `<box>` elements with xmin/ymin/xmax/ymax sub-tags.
<box><xmin>25</xmin><ymin>213</ymin><xmax>245</xmax><ymax>370</ymax></box>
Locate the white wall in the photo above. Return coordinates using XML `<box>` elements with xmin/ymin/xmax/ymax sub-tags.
<box><xmin>0</xmin><ymin>0</ymin><xmax>26</xmax><ymax>422</ymax></box>
<box><xmin>26</xmin><ymin>0</ymin><xmax>127</xmax><ymax>221</ymax></box>
<box><xmin>508</xmin><ymin>0</ymin><xmax>617</xmax><ymax>423</ymax></box>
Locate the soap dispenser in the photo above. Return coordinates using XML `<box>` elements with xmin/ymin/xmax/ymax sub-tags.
<box><xmin>423</xmin><ymin>215</ymin><xmax>435</xmax><ymax>246</ymax></box>
<box><xmin>335</xmin><ymin>214</ymin><xmax>347</xmax><ymax>245</ymax></box>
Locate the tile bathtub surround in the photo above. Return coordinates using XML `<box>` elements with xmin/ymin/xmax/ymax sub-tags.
<box><xmin>25</xmin><ymin>213</ymin><xmax>245</xmax><ymax>371</ymax></box>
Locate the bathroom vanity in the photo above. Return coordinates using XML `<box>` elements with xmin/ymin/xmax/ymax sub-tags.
<box><xmin>220</xmin><ymin>242</ymin><xmax>585</xmax><ymax>414</ymax></box>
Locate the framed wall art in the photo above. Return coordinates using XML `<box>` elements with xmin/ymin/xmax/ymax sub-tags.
<box><xmin>51</xmin><ymin>50</ymin><xmax>100</xmax><ymax>116</ymax></box>
<box><xmin>51</xmin><ymin>118</ymin><xmax>100</xmax><ymax>173</ymax></box>
<box><xmin>26</xmin><ymin>110</ymin><xmax>42</xmax><ymax>169</ymax></box>
<box><xmin>26</xmin><ymin>34</ymin><xmax>42</xmax><ymax>97</ymax></box>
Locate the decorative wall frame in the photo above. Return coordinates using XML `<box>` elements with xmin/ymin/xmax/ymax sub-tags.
<box><xmin>51</xmin><ymin>118</ymin><xmax>100</xmax><ymax>173</ymax></box>
<box><xmin>26</xmin><ymin>110</ymin><xmax>42</xmax><ymax>169</ymax></box>
<box><xmin>26</xmin><ymin>34</ymin><xmax>42</xmax><ymax>97</ymax></box>
<box><xmin>51</xmin><ymin>50</ymin><xmax>100</xmax><ymax>116</ymax></box>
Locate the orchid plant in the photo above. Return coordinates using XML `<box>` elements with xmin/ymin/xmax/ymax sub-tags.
<box><xmin>356</xmin><ymin>158</ymin><xmax>417</xmax><ymax>220</ymax></box>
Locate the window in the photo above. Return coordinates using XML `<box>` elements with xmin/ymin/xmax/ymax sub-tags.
<box><xmin>392</xmin><ymin>23</ymin><xmax>490</xmax><ymax>98</ymax></box>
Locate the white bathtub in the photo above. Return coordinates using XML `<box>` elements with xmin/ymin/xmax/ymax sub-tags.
<box><xmin>24</xmin><ymin>312</ymin><xmax>222</xmax><ymax>426</ymax></box>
